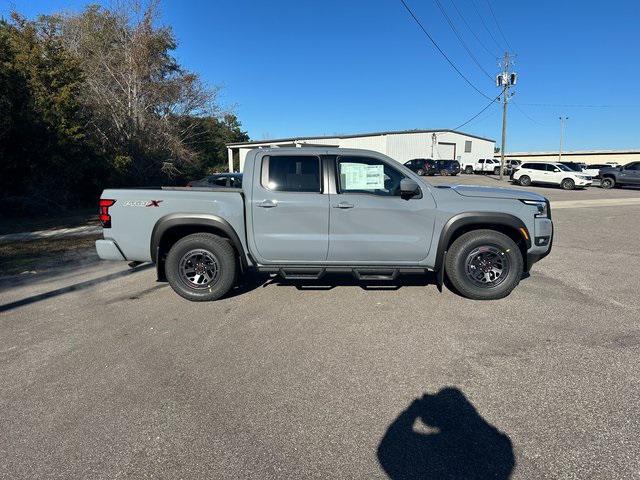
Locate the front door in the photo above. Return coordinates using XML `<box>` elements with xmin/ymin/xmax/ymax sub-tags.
<box><xmin>251</xmin><ymin>153</ymin><xmax>329</xmax><ymax>262</ymax></box>
<box><xmin>327</xmin><ymin>155</ymin><xmax>436</xmax><ymax>263</ymax></box>
<box><xmin>620</xmin><ymin>162</ymin><xmax>640</xmax><ymax>184</ymax></box>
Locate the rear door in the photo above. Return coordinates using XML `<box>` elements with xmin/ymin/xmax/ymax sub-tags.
<box><xmin>327</xmin><ymin>154</ymin><xmax>436</xmax><ymax>263</ymax></box>
<box><xmin>251</xmin><ymin>153</ymin><xmax>329</xmax><ymax>262</ymax></box>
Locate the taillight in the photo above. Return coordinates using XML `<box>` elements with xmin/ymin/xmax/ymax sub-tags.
<box><xmin>99</xmin><ymin>199</ymin><xmax>116</xmax><ymax>228</ymax></box>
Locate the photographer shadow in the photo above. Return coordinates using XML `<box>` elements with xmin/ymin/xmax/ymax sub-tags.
<box><xmin>377</xmin><ymin>387</ymin><xmax>514</xmax><ymax>480</ymax></box>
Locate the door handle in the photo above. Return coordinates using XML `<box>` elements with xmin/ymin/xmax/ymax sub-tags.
<box><xmin>333</xmin><ymin>202</ymin><xmax>354</xmax><ymax>209</ymax></box>
<box><xmin>258</xmin><ymin>200</ymin><xmax>277</xmax><ymax>208</ymax></box>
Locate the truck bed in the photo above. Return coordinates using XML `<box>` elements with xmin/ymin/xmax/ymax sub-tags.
<box><xmin>100</xmin><ymin>188</ymin><xmax>246</xmax><ymax>262</ymax></box>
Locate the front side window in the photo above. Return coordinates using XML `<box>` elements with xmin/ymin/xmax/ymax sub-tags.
<box><xmin>337</xmin><ymin>156</ymin><xmax>404</xmax><ymax>197</ymax></box>
<box><xmin>262</xmin><ymin>155</ymin><xmax>321</xmax><ymax>192</ymax></box>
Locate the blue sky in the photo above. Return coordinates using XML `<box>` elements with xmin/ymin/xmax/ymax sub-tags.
<box><xmin>3</xmin><ymin>0</ymin><xmax>640</xmax><ymax>151</ymax></box>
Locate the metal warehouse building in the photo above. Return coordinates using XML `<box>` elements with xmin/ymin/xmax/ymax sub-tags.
<box><xmin>226</xmin><ymin>129</ymin><xmax>495</xmax><ymax>172</ymax></box>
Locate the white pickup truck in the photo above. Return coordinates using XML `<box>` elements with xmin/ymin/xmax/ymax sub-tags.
<box><xmin>461</xmin><ymin>159</ymin><xmax>502</xmax><ymax>175</ymax></box>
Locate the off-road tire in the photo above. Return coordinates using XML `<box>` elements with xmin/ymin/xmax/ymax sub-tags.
<box><xmin>165</xmin><ymin>233</ymin><xmax>237</xmax><ymax>301</ymax></box>
<box><xmin>561</xmin><ymin>178</ymin><xmax>575</xmax><ymax>190</ymax></box>
<box><xmin>445</xmin><ymin>230</ymin><xmax>523</xmax><ymax>300</ymax></box>
<box><xmin>518</xmin><ymin>175</ymin><xmax>531</xmax><ymax>186</ymax></box>
<box><xmin>600</xmin><ymin>177</ymin><xmax>615</xmax><ymax>189</ymax></box>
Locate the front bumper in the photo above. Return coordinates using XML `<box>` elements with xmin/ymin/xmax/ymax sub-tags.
<box><xmin>526</xmin><ymin>215</ymin><xmax>553</xmax><ymax>272</ymax></box>
<box><xmin>95</xmin><ymin>239</ymin><xmax>126</xmax><ymax>261</ymax></box>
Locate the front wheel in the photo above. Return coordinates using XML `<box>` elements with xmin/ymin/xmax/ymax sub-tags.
<box><xmin>416</xmin><ymin>169</ymin><xmax>425</xmax><ymax>176</ymax></box>
<box><xmin>493</xmin><ymin>167</ymin><xmax>500</xmax><ymax>175</ymax></box>
<box><xmin>465</xmin><ymin>166</ymin><xmax>473</xmax><ymax>174</ymax></box>
<box><xmin>600</xmin><ymin>177</ymin><xmax>615</xmax><ymax>189</ymax></box>
<box><xmin>165</xmin><ymin>233</ymin><xmax>237</xmax><ymax>301</ymax></box>
<box><xmin>445</xmin><ymin>230</ymin><xmax>523</xmax><ymax>300</ymax></box>
<box><xmin>561</xmin><ymin>178</ymin><xmax>575</xmax><ymax>190</ymax></box>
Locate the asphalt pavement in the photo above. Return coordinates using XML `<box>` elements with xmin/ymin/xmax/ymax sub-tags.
<box><xmin>1</xmin><ymin>179</ymin><xmax>639</xmax><ymax>479</ymax></box>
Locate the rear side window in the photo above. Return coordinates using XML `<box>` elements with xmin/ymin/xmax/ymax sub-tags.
<box><xmin>337</xmin><ymin>156</ymin><xmax>405</xmax><ymax>197</ymax></box>
<box><xmin>262</xmin><ymin>155</ymin><xmax>321</xmax><ymax>192</ymax></box>
<box><xmin>522</xmin><ymin>163</ymin><xmax>542</xmax><ymax>170</ymax></box>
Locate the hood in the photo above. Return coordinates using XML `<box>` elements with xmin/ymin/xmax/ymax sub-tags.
<box><xmin>437</xmin><ymin>184</ymin><xmax>546</xmax><ymax>202</ymax></box>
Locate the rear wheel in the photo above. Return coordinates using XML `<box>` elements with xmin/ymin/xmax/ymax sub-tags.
<box><xmin>600</xmin><ymin>176</ymin><xmax>615</xmax><ymax>189</ymax></box>
<box><xmin>440</xmin><ymin>169</ymin><xmax>448</xmax><ymax>176</ymax></box>
<box><xmin>165</xmin><ymin>233</ymin><xmax>237</xmax><ymax>301</ymax></box>
<box><xmin>465</xmin><ymin>166</ymin><xmax>473</xmax><ymax>174</ymax></box>
<box><xmin>518</xmin><ymin>175</ymin><xmax>531</xmax><ymax>186</ymax></box>
<box><xmin>561</xmin><ymin>178</ymin><xmax>575</xmax><ymax>190</ymax></box>
<box><xmin>493</xmin><ymin>167</ymin><xmax>500</xmax><ymax>175</ymax></box>
<box><xmin>445</xmin><ymin>230</ymin><xmax>523</xmax><ymax>300</ymax></box>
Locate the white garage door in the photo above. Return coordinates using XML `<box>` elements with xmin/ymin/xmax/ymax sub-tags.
<box><xmin>436</xmin><ymin>142</ymin><xmax>456</xmax><ymax>160</ymax></box>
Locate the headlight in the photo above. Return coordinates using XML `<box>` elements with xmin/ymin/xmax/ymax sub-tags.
<box><xmin>520</xmin><ymin>199</ymin><xmax>548</xmax><ymax>218</ymax></box>
<box><xmin>577</xmin><ymin>175</ymin><xmax>591</xmax><ymax>180</ymax></box>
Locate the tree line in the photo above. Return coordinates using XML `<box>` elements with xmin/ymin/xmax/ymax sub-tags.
<box><xmin>0</xmin><ymin>2</ymin><xmax>248</xmax><ymax>216</ymax></box>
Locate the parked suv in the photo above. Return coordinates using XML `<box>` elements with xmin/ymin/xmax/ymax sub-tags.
<box><xmin>513</xmin><ymin>162</ymin><xmax>592</xmax><ymax>190</ymax></box>
<box><xmin>599</xmin><ymin>162</ymin><xmax>640</xmax><ymax>189</ymax></box>
<box><xmin>404</xmin><ymin>158</ymin><xmax>437</xmax><ymax>176</ymax></box>
<box><xmin>187</xmin><ymin>173</ymin><xmax>243</xmax><ymax>188</ymax></box>
<box><xmin>404</xmin><ymin>159</ymin><xmax>460</xmax><ymax>176</ymax></box>
<box><xmin>503</xmin><ymin>159</ymin><xmax>522</xmax><ymax>176</ymax></box>
<box><xmin>433</xmin><ymin>160</ymin><xmax>460</xmax><ymax>176</ymax></box>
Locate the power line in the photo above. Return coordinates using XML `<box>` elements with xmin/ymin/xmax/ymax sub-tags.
<box><xmin>469</xmin><ymin>0</ymin><xmax>503</xmax><ymax>51</ymax></box>
<box><xmin>453</xmin><ymin>88</ymin><xmax>504</xmax><ymax>130</ymax></box>
<box><xmin>485</xmin><ymin>0</ymin><xmax>513</xmax><ymax>52</ymax></box>
<box><xmin>432</xmin><ymin>0</ymin><xmax>494</xmax><ymax>80</ymax></box>
<box><xmin>512</xmin><ymin>100</ymin><xmax>547</xmax><ymax>126</ymax></box>
<box><xmin>519</xmin><ymin>102</ymin><xmax>640</xmax><ymax>108</ymax></box>
<box><xmin>448</xmin><ymin>0</ymin><xmax>498</xmax><ymax>59</ymax></box>
<box><xmin>399</xmin><ymin>0</ymin><xmax>493</xmax><ymax>100</ymax></box>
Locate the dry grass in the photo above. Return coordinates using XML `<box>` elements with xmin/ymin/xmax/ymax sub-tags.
<box><xmin>0</xmin><ymin>209</ymin><xmax>99</xmax><ymax>235</ymax></box>
<box><xmin>0</xmin><ymin>234</ymin><xmax>101</xmax><ymax>276</ymax></box>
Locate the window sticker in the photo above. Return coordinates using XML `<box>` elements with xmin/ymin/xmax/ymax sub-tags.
<box><xmin>341</xmin><ymin>163</ymin><xmax>385</xmax><ymax>190</ymax></box>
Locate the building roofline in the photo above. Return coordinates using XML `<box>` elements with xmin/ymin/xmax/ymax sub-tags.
<box><xmin>498</xmin><ymin>149</ymin><xmax>640</xmax><ymax>157</ymax></box>
<box><xmin>226</xmin><ymin>129</ymin><xmax>495</xmax><ymax>146</ymax></box>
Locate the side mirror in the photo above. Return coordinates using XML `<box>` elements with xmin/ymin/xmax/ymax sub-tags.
<box><xmin>401</xmin><ymin>178</ymin><xmax>420</xmax><ymax>196</ymax></box>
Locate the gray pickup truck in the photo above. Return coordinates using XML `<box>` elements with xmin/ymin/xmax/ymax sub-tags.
<box><xmin>96</xmin><ymin>147</ymin><xmax>553</xmax><ymax>300</ymax></box>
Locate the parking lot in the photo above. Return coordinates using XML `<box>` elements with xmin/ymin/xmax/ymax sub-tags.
<box><xmin>1</xmin><ymin>176</ymin><xmax>639</xmax><ymax>479</ymax></box>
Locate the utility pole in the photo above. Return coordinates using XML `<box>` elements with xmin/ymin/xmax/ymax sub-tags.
<box><xmin>496</xmin><ymin>52</ymin><xmax>516</xmax><ymax>181</ymax></box>
<box><xmin>558</xmin><ymin>116</ymin><xmax>568</xmax><ymax>162</ymax></box>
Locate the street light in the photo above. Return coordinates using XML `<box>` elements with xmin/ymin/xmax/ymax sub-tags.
<box><xmin>558</xmin><ymin>116</ymin><xmax>569</xmax><ymax>162</ymax></box>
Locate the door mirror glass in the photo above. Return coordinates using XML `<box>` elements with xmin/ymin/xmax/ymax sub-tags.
<box><xmin>400</xmin><ymin>178</ymin><xmax>420</xmax><ymax>196</ymax></box>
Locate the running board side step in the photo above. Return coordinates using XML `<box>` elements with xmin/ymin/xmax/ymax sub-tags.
<box><xmin>353</xmin><ymin>268</ymin><xmax>399</xmax><ymax>281</ymax></box>
<box><xmin>278</xmin><ymin>268</ymin><xmax>326</xmax><ymax>280</ymax></box>
<box><xmin>257</xmin><ymin>265</ymin><xmax>429</xmax><ymax>281</ymax></box>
